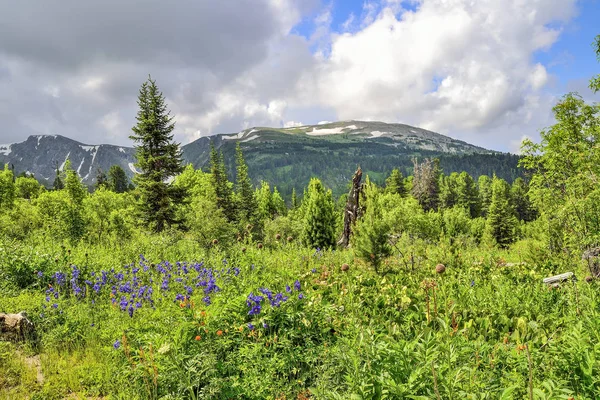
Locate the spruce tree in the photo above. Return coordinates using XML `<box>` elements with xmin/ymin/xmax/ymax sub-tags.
<box><xmin>301</xmin><ymin>178</ymin><xmax>336</xmax><ymax>249</ymax></box>
<box><xmin>484</xmin><ymin>176</ymin><xmax>518</xmax><ymax>248</ymax></box>
<box><xmin>129</xmin><ymin>76</ymin><xmax>187</xmax><ymax>232</ymax></box>
<box><xmin>353</xmin><ymin>177</ymin><xmax>391</xmax><ymax>273</ymax></box>
<box><xmin>456</xmin><ymin>171</ymin><xmax>480</xmax><ymax>218</ymax></box>
<box><xmin>291</xmin><ymin>188</ymin><xmax>298</xmax><ymax>209</ymax></box>
<box><xmin>52</xmin><ymin>164</ymin><xmax>64</xmax><ymax>190</ymax></box>
<box><xmin>478</xmin><ymin>175</ymin><xmax>493</xmax><ymax>217</ymax></box>
<box><xmin>95</xmin><ymin>168</ymin><xmax>109</xmax><ymax>191</ymax></box>
<box><xmin>235</xmin><ymin>143</ymin><xmax>257</xmax><ymax>222</ymax></box>
<box><xmin>108</xmin><ymin>165</ymin><xmax>129</xmax><ymax>193</ymax></box>
<box><xmin>385</xmin><ymin>169</ymin><xmax>406</xmax><ymax>196</ymax></box>
<box><xmin>511</xmin><ymin>177</ymin><xmax>536</xmax><ymax>222</ymax></box>
<box><xmin>209</xmin><ymin>141</ymin><xmax>236</xmax><ymax>221</ymax></box>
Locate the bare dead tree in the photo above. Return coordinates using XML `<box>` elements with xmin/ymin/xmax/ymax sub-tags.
<box><xmin>338</xmin><ymin>167</ymin><xmax>364</xmax><ymax>248</ymax></box>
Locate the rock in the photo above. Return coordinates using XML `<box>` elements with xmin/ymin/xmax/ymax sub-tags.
<box><xmin>435</xmin><ymin>264</ymin><xmax>446</xmax><ymax>274</ymax></box>
<box><xmin>341</xmin><ymin>263</ymin><xmax>349</xmax><ymax>272</ymax></box>
<box><xmin>585</xmin><ymin>275</ymin><xmax>594</xmax><ymax>283</ymax></box>
<box><xmin>275</xmin><ymin>234</ymin><xmax>281</xmax><ymax>240</ymax></box>
<box><xmin>0</xmin><ymin>312</ymin><xmax>34</xmax><ymax>341</ymax></box>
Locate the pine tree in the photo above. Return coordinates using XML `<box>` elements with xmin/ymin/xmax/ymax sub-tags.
<box><xmin>272</xmin><ymin>187</ymin><xmax>287</xmax><ymax>217</ymax></box>
<box><xmin>235</xmin><ymin>143</ymin><xmax>257</xmax><ymax>222</ymax></box>
<box><xmin>95</xmin><ymin>168</ymin><xmax>109</xmax><ymax>191</ymax></box>
<box><xmin>456</xmin><ymin>171</ymin><xmax>480</xmax><ymax>218</ymax></box>
<box><xmin>255</xmin><ymin>181</ymin><xmax>274</xmax><ymax>221</ymax></box>
<box><xmin>301</xmin><ymin>178</ymin><xmax>336</xmax><ymax>249</ymax></box>
<box><xmin>52</xmin><ymin>164</ymin><xmax>64</xmax><ymax>190</ymax></box>
<box><xmin>511</xmin><ymin>177</ymin><xmax>536</xmax><ymax>222</ymax></box>
<box><xmin>384</xmin><ymin>168</ymin><xmax>406</xmax><ymax>196</ymax></box>
<box><xmin>478</xmin><ymin>175</ymin><xmax>493</xmax><ymax>217</ymax></box>
<box><xmin>209</xmin><ymin>141</ymin><xmax>236</xmax><ymax>221</ymax></box>
<box><xmin>108</xmin><ymin>165</ymin><xmax>129</xmax><ymax>193</ymax></box>
<box><xmin>353</xmin><ymin>177</ymin><xmax>391</xmax><ymax>273</ymax></box>
<box><xmin>291</xmin><ymin>188</ymin><xmax>298</xmax><ymax>209</ymax></box>
<box><xmin>484</xmin><ymin>176</ymin><xmax>518</xmax><ymax>248</ymax></box>
<box><xmin>129</xmin><ymin>76</ymin><xmax>187</xmax><ymax>232</ymax></box>
<box><xmin>439</xmin><ymin>172</ymin><xmax>459</xmax><ymax>209</ymax></box>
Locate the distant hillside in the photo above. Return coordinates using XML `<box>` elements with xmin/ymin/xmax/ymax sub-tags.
<box><xmin>0</xmin><ymin>121</ymin><xmax>521</xmax><ymax>197</ymax></box>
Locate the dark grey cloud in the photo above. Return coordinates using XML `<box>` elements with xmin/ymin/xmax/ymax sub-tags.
<box><xmin>0</xmin><ymin>0</ymin><xmax>320</xmax><ymax>145</ymax></box>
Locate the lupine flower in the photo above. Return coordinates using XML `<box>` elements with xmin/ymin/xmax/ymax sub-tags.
<box><xmin>470</xmin><ymin>280</ymin><xmax>475</xmax><ymax>287</ymax></box>
<box><xmin>247</xmin><ymin>323</ymin><xmax>255</xmax><ymax>330</ymax></box>
<box><xmin>298</xmin><ymin>293</ymin><xmax>304</xmax><ymax>299</ymax></box>
<box><xmin>203</xmin><ymin>296</ymin><xmax>211</xmax><ymax>306</ymax></box>
<box><xmin>285</xmin><ymin>285</ymin><xmax>291</xmax><ymax>293</ymax></box>
<box><xmin>113</xmin><ymin>340</ymin><xmax>121</xmax><ymax>349</ymax></box>
<box><xmin>294</xmin><ymin>280</ymin><xmax>301</xmax><ymax>291</ymax></box>
<box><xmin>52</xmin><ymin>303</ymin><xmax>58</xmax><ymax>309</ymax></box>
<box><xmin>263</xmin><ymin>322</ymin><xmax>269</xmax><ymax>329</ymax></box>
<box><xmin>311</xmin><ymin>268</ymin><xmax>317</xmax><ymax>273</ymax></box>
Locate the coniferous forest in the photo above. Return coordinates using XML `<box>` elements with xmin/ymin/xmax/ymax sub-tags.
<box><xmin>1</xmin><ymin>30</ymin><xmax>600</xmax><ymax>400</ymax></box>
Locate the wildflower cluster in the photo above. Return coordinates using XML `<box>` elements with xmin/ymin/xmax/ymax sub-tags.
<box><xmin>245</xmin><ymin>280</ymin><xmax>303</xmax><ymax>316</ymax></box>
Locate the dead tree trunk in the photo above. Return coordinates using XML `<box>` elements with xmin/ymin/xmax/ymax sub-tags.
<box><xmin>338</xmin><ymin>167</ymin><xmax>363</xmax><ymax>248</ymax></box>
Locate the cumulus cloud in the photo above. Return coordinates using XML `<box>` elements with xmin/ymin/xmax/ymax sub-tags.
<box><xmin>0</xmin><ymin>0</ymin><xmax>582</xmax><ymax>151</ymax></box>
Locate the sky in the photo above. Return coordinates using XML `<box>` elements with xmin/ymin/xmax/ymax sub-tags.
<box><xmin>0</xmin><ymin>0</ymin><xmax>598</xmax><ymax>152</ymax></box>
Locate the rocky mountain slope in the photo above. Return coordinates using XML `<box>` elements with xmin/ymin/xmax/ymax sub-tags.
<box><xmin>1</xmin><ymin>121</ymin><xmax>518</xmax><ymax>196</ymax></box>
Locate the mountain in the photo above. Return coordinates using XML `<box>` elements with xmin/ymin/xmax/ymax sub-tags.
<box><xmin>0</xmin><ymin>121</ymin><xmax>521</xmax><ymax>197</ymax></box>
<box><xmin>0</xmin><ymin>135</ymin><xmax>137</xmax><ymax>186</ymax></box>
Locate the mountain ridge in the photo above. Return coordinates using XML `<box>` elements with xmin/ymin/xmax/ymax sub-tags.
<box><xmin>0</xmin><ymin>121</ymin><xmax>517</xmax><ymax>197</ymax></box>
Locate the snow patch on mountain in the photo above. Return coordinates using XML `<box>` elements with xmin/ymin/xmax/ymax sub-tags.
<box><xmin>241</xmin><ymin>135</ymin><xmax>259</xmax><ymax>143</ymax></box>
<box><xmin>370</xmin><ymin>131</ymin><xmax>389</xmax><ymax>138</ymax></box>
<box><xmin>59</xmin><ymin>152</ymin><xmax>70</xmax><ymax>171</ymax></box>
<box><xmin>128</xmin><ymin>163</ymin><xmax>141</xmax><ymax>174</ymax></box>
<box><xmin>81</xmin><ymin>145</ymin><xmax>96</xmax><ymax>152</ymax></box>
<box><xmin>223</xmin><ymin>131</ymin><xmax>246</xmax><ymax>140</ymax></box>
<box><xmin>0</xmin><ymin>144</ymin><xmax>12</xmax><ymax>156</ymax></box>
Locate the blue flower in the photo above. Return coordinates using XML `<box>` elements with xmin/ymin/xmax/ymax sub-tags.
<box><xmin>45</xmin><ymin>296</ymin><xmax>50</xmax><ymax>302</ymax></box>
<box><xmin>175</xmin><ymin>293</ymin><xmax>185</xmax><ymax>302</ymax></box>
<box><xmin>262</xmin><ymin>322</ymin><xmax>269</xmax><ymax>329</ymax></box>
<box><xmin>203</xmin><ymin>296</ymin><xmax>211</xmax><ymax>306</ymax></box>
<box><xmin>311</xmin><ymin>268</ymin><xmax>317</xmax><ymax>273</ymax></box>
<box><xmin>248</xmin><ymin>305</ymin><xmax>261</xmax><ymax>315</ymax></box>
<box><xmin>285</xmin><ymin>285</ymin><xmax>291</xmax><ymax>293</ymax></box>
<box><xmin>52</xmin><ymin>303</ymin><xmax>58</xmax><ymax>309</ymax></box>
<box><xmin>294</xmin><ymin>280</ymin><xmax>301</xmax><ymax>291</ymax></box>
<box><xmin>113</xmin><ymin>340</ymin><xmax>121</xmax><ymax>349</ymax></box>
<box><xmin>298</xmin><ymin>293</ymin><xmax>304</xmax><ymax>299</ymax></box>
<box><xmin>247</xmin><ymin>323</ymin><xmax>255</xmax><ymax>330</ymax></box>
<box><xmin>470</xmin><ymin>280</ymin><xmax>475</xmax><ymax>287</ymax></box>
<box><xmin>37</xmin><ymin>271</ymin><xmax>43</xmax><ymax>278</ymax></box>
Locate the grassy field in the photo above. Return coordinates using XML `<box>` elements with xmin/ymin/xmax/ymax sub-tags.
<box><xmin>1</xmin><ymin>234</ymin><xmax>598</xmax><ymax>399</ymax></box>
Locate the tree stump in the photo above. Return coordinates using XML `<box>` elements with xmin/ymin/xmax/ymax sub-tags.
<box><xmin>582</xmin><ymin>247</ymin><xmax>600</xmax><ymax>278</ymax></box>
<box><xmin>0</xmin><ymin>312</ymin><xmax>35</xmax><ymax>341</ymax></box>
<box><xmin>337</xmin><ymin>167</ymin><xmax>363</xmax><ymax>248</ymax></box>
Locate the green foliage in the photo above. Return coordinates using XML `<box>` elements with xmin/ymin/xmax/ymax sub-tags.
<box><xmin>590</xmin><ymin>34</ymin><xmax>600</xmax><ymax>93</ymax></box>
<box><xmin>478</xmin><ymin>175</ymin><xmax>493</xmax><ymax>217</ymax></box>
<box><xmin>353</xmin><ymin>178</ymin><xmax>392</xmax><ymax>272</ymax></box>
<box><xmin>511</xmin><ymin>178</ymin><xmax>536</xmax><ymax>222</ymax></box>
<box><xmin>108</xmin><ymin>165</ymin><xmax>129</xmax><ymax>193</ymax></box>
<box><xmin>0</xmin><ymin>164</ymin><xmax>16</xmax><ymax>210</ymax></box>
<box><xmin>130</xmin><ymin>76</ymin><xmax>187</xmax><ymax>232</ymax></box>
<box><xmin>384</xmin><ymin>168</ymin><xmax>406</xmax><ymax>196</ymax></box>
<box><xmin>15</xmin><ymin>175</ymin><xmax>42</xmax><ymax>200</ymax></box>
<box><xmin>521</xmin><ymin>93</ymin><xmax>600</xmax><ymax>252</ymax></box>
<box><xmin>95</xmin><ymin>168</ymin><xmax>109</xmax><ymax>191</ymax></box>
<box><xmin>301</xmin><ymin>178</ymin><xmax>336</xmax><ymax>249</ymax></box>
<box><xmin>209</xmin><ymin>142</ymin><xmax>237</xmax><ymax>222</ymax></box>
<box><xmin>235</xmin><ymin>143</ymin><xmax>257</xmax><ymax>224</ymax></box>
<box><xmin>485</xmin><ymin>176</ymin><xmax>518</xmax><ymax>248</ymax></box>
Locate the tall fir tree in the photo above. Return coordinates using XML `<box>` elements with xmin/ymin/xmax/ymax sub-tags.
<box><xmin>484</xmin><ymin>176</ymin><xmax>518</xmax><ymax>248</ymax></box>
<box><xmin>511</xmin><ymin>178</ymin><xmax>536</xmax><ymax>222</ymax></box>
<box><xmin>209</xmin><ymin>141</ymin><xmax>237</xmax><ymax>221</ymax></box>
<box><xmin>478</xmin><ymin>175</ymin><xmax>493</xmax><ymax>217</ymax></box>
<box><xmin>353</xmin><ymin>177</ymin><xmax>391</xmax><ymax>273</ymax></box>
<box><xmin>108</xmin><ymin>165</ymin><xmax>129</xmax><ymax>193</ymax></box>
<box><xmin>301</xmin><ymin>178</ymin><xmax>336</xmax><ymax>249</ymax></box>
<box><xmin>456</xmin><ymin>171</ymin><xmax>480</xmax><ymax>218</ymax></box>
<box><xmin>291</xmin><ymin>188</ymin><xmax>298</xmax><ymax>209</ymax></box>
<box><xmin>235</xmin><ymin>143</ymin><xmax>257</xmax><ymax>222</ymax></box>
<box><xmin>129</xmin><ymin>76</ymin><xmax>187</xmax><ymax>232</ymax></box>
<box><xmin>52</xmin><ymin>163</ymin><xmax>64</xmax><ymax>190</ymax></box>
<box><xmin>384</xmin><ymin>168</ymin><xmax>406</xmax><ymax>196</ymax></box>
